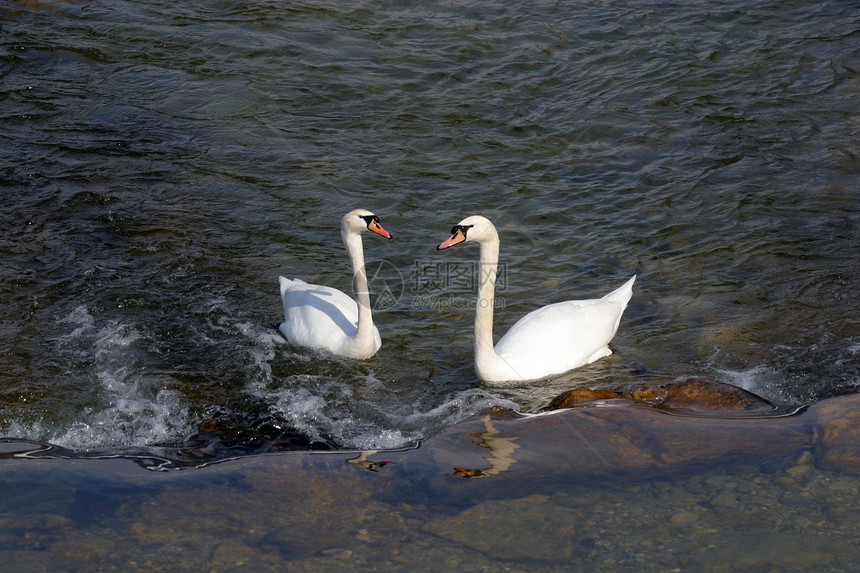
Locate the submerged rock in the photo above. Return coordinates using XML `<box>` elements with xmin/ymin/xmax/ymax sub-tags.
<box><xmin>628</xmin><ymin>377</ymin><xmax>775</xmax><ymax>413</ymax></box>
<box><xmin>547</xmin><ymin>388</ymin><xmax>624</xmax><ymax>409</ymax></box>
<box><xmin>4</xmin><ymin>394</ymin><xmax>860</xmax><ymax>572</ymax></box>
<box><xmin>423</xmin><ymin>494</ymin><xmax>581</xmax><ymax>562</ymax></box>
<box><xmin>811</xmin><ymin>393</ymin><xmax>860</xmax><ymax>474</ymax></box>
<box><xmin>541</xmin><ymin>382</ymin><xmax>860</xmax><ymax>476</ymax></box>
<box><xmin>546</xmin><ymin>377</ymin><xmax>775</xmax><ymax>414</ymax></box>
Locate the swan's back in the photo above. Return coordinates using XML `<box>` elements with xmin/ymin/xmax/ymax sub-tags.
<box><xmin>279</xmin><ymin>276</ymin><xmax>381</xmax><ymax>356</ymax></box>
<box><xmin>493</xmin><ymin>275</ymin><xmax>635</xmax><ymax>380</ymax></box>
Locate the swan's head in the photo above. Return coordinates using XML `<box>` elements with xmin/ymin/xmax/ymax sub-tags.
<box><xmin>342</xmin><ymin>209</ymin><xmax>392</xmax><ymax>240</ymax></box>
<box><xmin>437</xmin><ymin>215</ymin><xmax>496</xmax><ymax>249</ymax></box>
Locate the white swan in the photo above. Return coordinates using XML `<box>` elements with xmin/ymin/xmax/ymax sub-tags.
<box><xmin>278</xmin><ymin>209</ymin><xmax>392</xmax><ymax>359</ymax></box>
<box><xmin>437</xmin><ymin>215</ymin><xmax>635</xmax><ymax>386</ymax></box>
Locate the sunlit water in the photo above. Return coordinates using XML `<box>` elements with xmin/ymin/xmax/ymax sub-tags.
<box><xmin>1</xmin><ymin>1</ymin><xmax>858</xmax><ymax>461</ymax></box>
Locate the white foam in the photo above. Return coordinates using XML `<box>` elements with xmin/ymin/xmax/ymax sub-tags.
<box><xmin>351</xmin><ymin>428</ymin><xmax>412</xmax><ymax>450</ymax></box>
<box><xmin>249</xmin><ymin>365</ymin><xmax>519</xmax><ymax>450</ymax></box>
<box><xmin>19</xmin><ymin>307</ymin><xmax>520</xmax><ymax>453</ymax></box>
<box><xmin>234</xmin><ymin>320</ymin><xmax>280</xmax><ymax>387</ymax></box>
<box><xmin>52</xmin><ymin>387</ymin><xmax>190</xmax><ymax>451</ymax></box>
<box><xmin>58</xmin><ymin>304</ymin><xmax>96</xmax><ymax>340</ymax></box>
<box><xmin>17</xmin><ymin>307</ymin><xmax>197</xmax><ymax>451</ymax></box>
<box><xmin>236</xmin><ymin>310</ymin><xmax>522</xmax><ymax>451</ymax></box>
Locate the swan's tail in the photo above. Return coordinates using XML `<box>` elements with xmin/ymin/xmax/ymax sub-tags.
<box><xmin>601</xmin><ymin>275</ymin><xmax>636</xmax><ymax>337</ymax></box>
<box><xmin>279</xmin><ymin>276</ymin><xmax>307</xmax><ymax>296</ymax></box>
<box><xmin>602</xmin><ymin>275</ymin><xmax>636</xmax><ymax>305</ymax></box>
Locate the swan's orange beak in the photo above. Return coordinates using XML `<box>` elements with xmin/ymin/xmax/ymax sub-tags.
<box><xmin>368</xmin><ymin>219</ymin><xmax>392</xmax><ymax>239</ymax></box>
<box><xmin>437</xmin><ymin>228</ymin><xmax>466</xmax><ymax>250</ymax></box>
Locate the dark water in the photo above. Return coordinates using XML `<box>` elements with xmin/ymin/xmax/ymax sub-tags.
<box><xmin>1</xmin><ymin>1</ymin><xmax>858</xmax><ymax>461</ymax></box>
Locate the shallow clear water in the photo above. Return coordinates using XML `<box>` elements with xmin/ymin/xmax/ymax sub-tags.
<box><xmin>1</xmin><ymin>1</ymin><xmax>858</xmax><ymax>460</ymax></box>
<box><xmin>3</xmin><ymin>398</ymin><xmax>860</xmax><ymax>572</ymax></box>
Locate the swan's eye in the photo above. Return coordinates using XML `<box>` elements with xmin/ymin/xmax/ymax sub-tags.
<box><xmin>452</xmin><ymin>225</ymin><xmax>473</xmax><ymax>237</ymax></box>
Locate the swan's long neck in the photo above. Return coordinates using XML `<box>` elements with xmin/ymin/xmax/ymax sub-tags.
<box><xmin>472</xmin><ymin>230</ymin><xmax>523</xmax><ymax>383</ymax></box>
<box><xmin>343</xmin><ymin>229</ymin><xmax>375</xmax><ymax>347</ymax></box>
<box><xmin>474</xmin><ymin>234</ymin><xmax>502</xmax><ymax>375</ymax></box>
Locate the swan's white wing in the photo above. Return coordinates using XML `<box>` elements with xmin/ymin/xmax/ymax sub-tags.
<box><xmin>493</xmin><ymin>299</ymin><xmax>622</xmax><ymax>379</ymax></box>
<box><xmin>279</xmin><ymin>276</ymin><xmax>307</xmax><ymax>293</ymax></box>
<box><xmin>493</xmin><ymin>276</ymin><xmax>635</xmax><ymax>381</ymax></box>
<box><xmin>278</xmin><ymin>277</ymin><xmax>362</xmax><ymax>354</ymax></box>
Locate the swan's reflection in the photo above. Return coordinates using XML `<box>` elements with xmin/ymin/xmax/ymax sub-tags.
<box><xmin>452</xmin><ymin>414</ymin><xmax>520</xmax><ymax>478</ymax></box>
<box><xmin>346</xmin><ymin>450</ymin><xmax>395</xmax><ymax>472</ymax></box>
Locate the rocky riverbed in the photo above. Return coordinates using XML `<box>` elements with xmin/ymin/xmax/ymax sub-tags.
<box><xmin>2</xmin><ymin>383</ymin><xmax>860</xmax><ymax>572</ymax></box>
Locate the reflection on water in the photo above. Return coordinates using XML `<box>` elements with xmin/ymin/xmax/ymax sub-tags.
<box><xmin>452</xmin><ymin>414</ymin><xmax>520</xmax><ymax>478</ymax></box>
<box><xmin>346</xmin><ymin>450</ymin><xmax>397</xmax><ymax>472</ymax></box>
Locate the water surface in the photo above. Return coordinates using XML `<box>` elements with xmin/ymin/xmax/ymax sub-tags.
<box><xmin>1</xmin><ymin>0</ymin><xmax>858</xmax><ymax>459</ymax></box>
